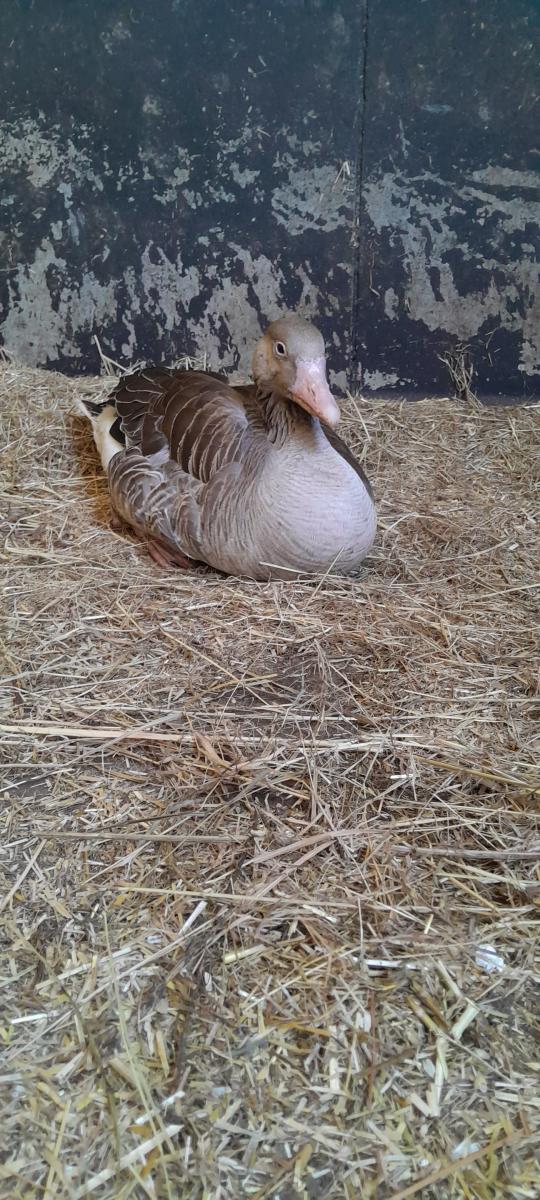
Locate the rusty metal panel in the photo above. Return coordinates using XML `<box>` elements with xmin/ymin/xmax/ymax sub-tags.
<box><xmin>0</xmin><ymin>0</ymin><xmax>365</xmax><ymax>389</ymax></box>
<box><xmin>354</xmin><ymin>0</ymin><xmax>540</xmax><ymax>399</ymax></box>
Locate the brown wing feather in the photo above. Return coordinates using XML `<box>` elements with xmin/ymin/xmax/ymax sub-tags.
<box><xmin>320</xmin><ymin>422</ymin><xmax>374</xmax><ymax>500</ymax></box>
<box><xmin>111</xmin><ymin>368</ymin><xmax>177</xmax><ymax>447</ymax></box>
<box><xmin>111</xmin><ymin>368</ymin><xmax>249</xmax><ymax>484</ymax></box>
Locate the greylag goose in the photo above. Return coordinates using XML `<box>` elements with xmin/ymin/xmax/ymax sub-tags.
<box><xmin>80</xmin><ymin>315</ymin><xmax>376</xmax><ymax>580</ymax></box>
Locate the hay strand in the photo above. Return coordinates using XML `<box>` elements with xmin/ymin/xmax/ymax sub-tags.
<box><xmin>1</xmin><ymin>359</ymin><xmax>539</xmax><ymax>1197</ymax></box>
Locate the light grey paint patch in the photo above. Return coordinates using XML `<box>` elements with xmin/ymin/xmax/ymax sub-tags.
<box><xmin>193</xmin><ymin>249</ymin><xmax>290</xmax><ymax>375</ymax></box>
<box><xmin>142</xmin><ymin>95</ymin><xmax>162</xmax><ymax>117</ymax></box>
<box><xmin>140</xmin><ymin>244</ymin><xmax>201</xmax><ymax>334</ymax></box>
<box><xmin>0</xmin><ymin>117</ymin><xmax>100</xmax><ymax>191</ymax></box>
<box><xmin>517</xmin><ymin>275</ymin><xmax>540</xmax><ymax>376</ymax></box>
<box><xmin>331</xmin><ymin>370</ymin><xmax>348</xmax><ymax>392</ymax></box>
<box><xmin>363</xmin><ymin>369</ymin><xmax>400</xmax><ymax>390</ymax></box>
<box><xmin>364</xmin><ymin>167</ymin><xmax>540</xmax><ymax>375</ymax></box>
<box><xmin>2</xmin><ymin>240</ymin><xmax>118</xmax><ymax>365</ymax></box>
<box><xmin>294</xmin><ymin>264</ymin><xmax>333</xmax><ymax>315</ymax></box>
<box><xmin>272</xmin><ymin>161</ymin><xmax>352</xmax><ymax>236</ymax></box>
<box><xmin>229</xmin><ymin>163</ymin><xmax>261</xmax><ymax>187</ymax></box>
<box><xmin>153</xmin><ymin>165</ymin><xmax>192</xmax><ymax>206</ymax></box>
<box><xmin>100</xmin><ymin>20</ymin><xmax>132</xmax><ymax>55</ymax></box>
<box><xmin>471</xmin><ymin>166</ymin><xmax>539</xmax><ymax>189</ymax></box>
<box><xmin>120</xmin><ymin>267</ymin><xmax>140</xmax><ymax>360</ymax></box>
<box><xmin>384</xmin><ymin>288</ymin><xmax>399</xmax><ymax>320</ymax></box>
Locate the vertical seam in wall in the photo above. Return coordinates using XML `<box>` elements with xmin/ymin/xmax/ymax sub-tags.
<box><xmin>350</xmin><ymin>0</ymin><xmax>370</xmax><ymax>392</ymax></box>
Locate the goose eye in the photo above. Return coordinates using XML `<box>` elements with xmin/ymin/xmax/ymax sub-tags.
<box><xmin>274</xmin><ymin>341</ymin><xmax>287</xmax><ymax>357</ymax></box>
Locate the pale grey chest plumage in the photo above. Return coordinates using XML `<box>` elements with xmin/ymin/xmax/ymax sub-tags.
<box><xmin>247</xmin><ymin>424</ymin><xmax>377</xmax><ymax>577</ymax></box>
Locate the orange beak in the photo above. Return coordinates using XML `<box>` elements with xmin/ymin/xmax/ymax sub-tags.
<box><xmin>291</xmin><ymin>357</ymin><xmax>340</xmax><ymax>428</ymax></box>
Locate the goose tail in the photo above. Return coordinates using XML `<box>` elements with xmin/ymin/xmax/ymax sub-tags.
<box><xmin>76</xmin><ymin>394</ymin><xmax>125</xmax><ymax>472</ymax></box>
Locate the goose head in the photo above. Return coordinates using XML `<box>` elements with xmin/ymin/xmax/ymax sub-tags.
<box><xmin>252</xmin><ymin>315</ymin><xmax>340</xmax><ymax>428</ymax></box>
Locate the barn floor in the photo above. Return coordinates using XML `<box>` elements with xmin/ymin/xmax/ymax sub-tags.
<box><xmin>1</xmin><ymin>361</ymin><xmax>539</xmax><ymax>1199</ymax></box>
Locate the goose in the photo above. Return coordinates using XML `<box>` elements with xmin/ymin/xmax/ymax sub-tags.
<box><xmin>79</xmin><ymin>315</ymin><xmax>376</xmax><ymax>580</ymax></box>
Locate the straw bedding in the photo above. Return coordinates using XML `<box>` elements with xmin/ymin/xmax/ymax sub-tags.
<box><xmin>0</xmin><ymin>358</ymin><xmax>539</xmax><ymax>1199</ymax></box>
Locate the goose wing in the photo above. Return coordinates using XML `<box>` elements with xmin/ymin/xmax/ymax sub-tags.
<box><xmin>111</xmin><ymin>367</ymin><xmax>252</xmax><ymax>482</ymax></box>
<box><xmin>320</xmin><ymin>422</ymin><xmax>374</xmax><ymax>500</ymax></box>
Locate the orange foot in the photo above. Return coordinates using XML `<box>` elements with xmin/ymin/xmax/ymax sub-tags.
<box><xmin>147</xmin><ymin>539</ymin><xmax>191</xmax><ymax>570</ymax></box>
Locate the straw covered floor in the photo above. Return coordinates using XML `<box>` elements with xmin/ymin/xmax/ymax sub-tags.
<box><xmin>1</xmin><ymin>358</ymin><xmax>539</xmax><ymax>1199</ymax></box>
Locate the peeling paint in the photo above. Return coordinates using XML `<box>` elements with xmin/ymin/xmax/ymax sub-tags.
<box><xmin>0</xmin><ymin>118</ymin><xmax>98</xmax><ymax>191</ymax></box>
<box><xmin>353</xmin><ymin>0</ymin><xmax>539</xmax><ymax>397</ymax></box>
<box><xmin>364</xmin><ymin>370</ymin><xmax>400</xmax><ymax>390</ymax></box>
<box><xmin>272</xmin><ymin>161</ymin><xmax>352</xmax><ymax>236</ymax></box>
<box><xmin>471</xmin><ymin>166</ymin><xmax>539</xmax><ymax>190</ymax></box>
<box><xmin>153</xmin><ymin>166</ymin><xmax>192</xmax><ymax>207</ymax></box>
<box><xmin>139</xmin><ymin>245</ymin><xmax>200</xmax><ymax>335</ymax></box>
<box><xmin>142</xmin><ymin>95</ymin><xmax>162</xmax><ymax>117</ymax></box>
<box><xmin>100</xmin><ymin>20</ymin><xmax>132</xmax><ymax>55</ymax></box>
<box><xmin>2</xmin><ymin>240</ymin><xmax>118</xmax><ymax>365</ymax></box>
<box><xmin>0</xmin><ymin>98</ymin><xmax>355</xmax><ymax>385</ymax></box>
<box><xmin>384</xmin><ymin>288</ymin><xmax>399</xmax><ymax>320</ymax></box>
<box><xmin>229</xmin><ymin>163</ymin><xmax>260</xmax><ymax>188</ymax></box>
<box><xmin>1</xmin><ymin>0</ymin><xmax>537</xmax><ymax>399</ymax></box>
<box><xmin>364</xmin><ymin>168</ymin><xmax>540</xmax><ymax>376</ymax></box>
<box><xmin>192</xmin><ymin>247</ymin><xmax>290</xmax><ymax>376</ymax></box>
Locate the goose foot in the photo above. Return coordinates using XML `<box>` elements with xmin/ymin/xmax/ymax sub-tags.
<box><xmin>110</xmin><ymin>508</ymin><xmax>124</xmax><ymax>531</ymax></box>
<box><xmin>147</xmin><ymin>539</ymin><xmax>191</xmax><ymax>570</ymax></box>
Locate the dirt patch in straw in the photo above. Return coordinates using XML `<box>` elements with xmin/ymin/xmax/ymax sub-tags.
<box><xmin>1</xmin><ymin>359</ymin><xmax>539</xmax><ymax>1199</ymax></box>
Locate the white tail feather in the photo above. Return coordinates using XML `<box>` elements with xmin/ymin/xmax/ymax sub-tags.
<box><xmin>77</xmin><ymin>400</ymin><xmax>123</xmax><ymax>472</ymax></box>
<box><xmin>96</xmin><ymin>406</ymin><xmax>123</xmax><ymax>471</ymax></box>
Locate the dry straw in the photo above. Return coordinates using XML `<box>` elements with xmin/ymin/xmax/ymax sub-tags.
<box><xmin>0</xmin><ymin>356</ymin><xmax>539</xmax><ymax>1198</ymax></box>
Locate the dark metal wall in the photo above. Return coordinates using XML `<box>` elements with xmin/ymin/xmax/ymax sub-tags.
<box><xmin>0</xmin><ymin>0</ymin><xmax>538</xmax><ymax>399</ymax></box>
<box><xmin>354</xmin><ymin>0</ymin><xmax>540</xmax><ymax>400</ymax></box>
